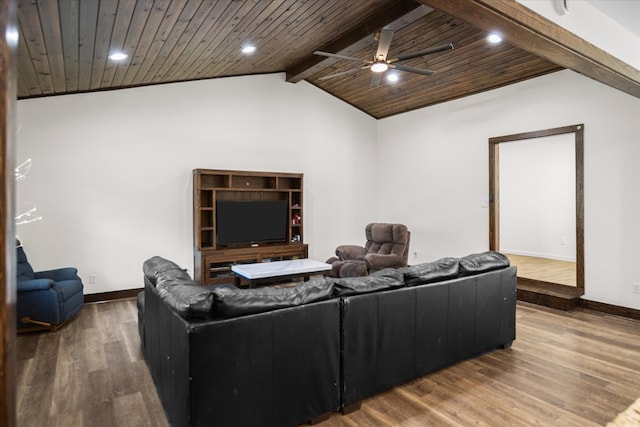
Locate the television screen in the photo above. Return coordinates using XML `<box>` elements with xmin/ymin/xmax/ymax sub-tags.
<box><xmin>216</xmin><ymin>200</ymin><xmax>288</xmax><ymax>246</ymax></box>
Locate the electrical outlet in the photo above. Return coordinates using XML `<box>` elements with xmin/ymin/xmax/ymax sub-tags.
<box><xmin>89</xmin><ymin>274</ymin><xmax>96</xmax><ymax>284</ymax></box>
<box><xmin>633</xmin><ymin>283</ymin><xmax>640</xmax><ymax>295</ymax></box>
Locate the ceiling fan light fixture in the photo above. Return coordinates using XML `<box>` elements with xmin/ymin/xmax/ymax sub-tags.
<box><xmin>313</xmin><ymin>30</ymin><xmax>454</xmax><ymax>84</ymax></box>
<box><xmin>371</xmin><ymin>62</ymin><xmax>389</xmax><ymax>73</ymax></box>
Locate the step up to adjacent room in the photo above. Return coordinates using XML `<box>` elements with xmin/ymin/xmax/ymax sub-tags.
<box><xmin>516</xmin><ymin>277</ymin><xmax>584</xmax><ymax>311</ymax></box>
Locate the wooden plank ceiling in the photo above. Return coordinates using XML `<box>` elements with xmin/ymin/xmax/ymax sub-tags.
<box><xmin>16</xmin><ymin>0</ymin><xmax>567</xmax><ymax>119</ymax></box>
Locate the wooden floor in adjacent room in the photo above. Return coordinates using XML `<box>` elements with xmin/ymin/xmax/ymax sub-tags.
<box><xmin>505</xmin><ymin>253</ymin><xmax>577</xmax><ymax>287</ymax></box>
<box><xmin>17</xmin><ymin>299</ymin><xmax>640</xmax><ymax>427</ymax></box>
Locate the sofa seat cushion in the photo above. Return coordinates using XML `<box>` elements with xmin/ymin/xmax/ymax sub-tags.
<box><xmin>156</xmin><ymin>283</ymin><xmax>215</xmax><ymax>319</ymax></box>
<box><xmin>211</xmin><ymin>278</ymin><xmax>334</xmax><ymax>318</ymax></box>
<box><xmin>55</xmin><ymin>279</ymin><xmax>85</xmax><ymax>301</ymax></box>
<box><xmin>459</xmin><ymin>251</ymin><xmax>510</xmax><ymax>276</ymax></box>
<box><xmin>332</xmin><ymin>268</ymin><xmax>405</xmax><ymax>296</ymax></box>
<box><xmin>399</xmin><ymin>257</ymin><xmax>460</xmax><ymax>286</ymax></box>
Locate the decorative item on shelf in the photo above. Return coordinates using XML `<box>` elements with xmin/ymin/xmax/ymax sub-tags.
<box><xmin>292</xmin><ymin>212</ymin><xmax>301</xmax><ymax>225</ymax></box>
<box><xmin>292</xmin><ymin>234</ymin><xmax>301</xmax><ymax>243</ymax></box>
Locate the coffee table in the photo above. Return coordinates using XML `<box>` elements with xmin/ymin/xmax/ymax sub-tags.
<box><xmin>231</xmin><ymin>258</ymin><xmax>331</xmax><ymax>288</ymax></box>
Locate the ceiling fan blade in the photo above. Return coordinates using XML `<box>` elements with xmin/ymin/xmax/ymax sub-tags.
<box><xmin>370</xmin><ymin>72</ymin><xmax>383</xmax><ymax>88</ymax></box>
<box><xmin>314</xmin><ymin>51</ymin><xmax>369</xmax><ymax>63</ymax></box>
<box><xmin>375</xmin><ymin>29</ymin><xmax>395</xmax><ymax>61</ymax></box>
<box><xmin>390</xmin><ymin>63</ymin><xmax>435</xmax><ymax>77</ymax></box>
<box><xmin>390</xmin><ymin>43</ymin><xmax>454</xmax><ymax>63</ymax></box>
<box><xmin>318</xmin><ymin>65</ymin><xmax>369</xmax><ymax>81</ymax></box>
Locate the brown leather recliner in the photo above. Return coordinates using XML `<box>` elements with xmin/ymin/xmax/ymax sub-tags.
<box><xmin>326</xmin><ymin>223</ymin><xmax>411</xmax><ymax>278</ymax></box>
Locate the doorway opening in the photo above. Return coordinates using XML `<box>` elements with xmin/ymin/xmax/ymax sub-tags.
<box><xmin>489</xmin><ymin>125</ymin><xmax>584</xmax><ymax>307</ymax></box>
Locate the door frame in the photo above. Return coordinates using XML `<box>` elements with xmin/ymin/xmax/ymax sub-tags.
<box><xmin>489</xmin><ymin>124</ymin><xmax>584</xmax><ymax>289</ymax></box>
<box><xmin>1</xmin><ymin>0</ymin><xmax>18</xmax><ymax>425</ymax></box>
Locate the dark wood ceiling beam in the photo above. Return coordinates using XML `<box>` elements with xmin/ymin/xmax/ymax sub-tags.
<box><xmin>285</xmin><ymin>0</ymin><xmax>430</xmax><ymax>83</ymax></box>
<box><xmin>418</xmin><ymin>0</ymin><xmax>640</xmax><ymax>98</ymax></box>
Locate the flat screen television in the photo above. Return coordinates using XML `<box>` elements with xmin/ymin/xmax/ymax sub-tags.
<box><xmin>216</xmin><ymin>200</ymin><xmax>288</xmax><ymax>246</ymax></box>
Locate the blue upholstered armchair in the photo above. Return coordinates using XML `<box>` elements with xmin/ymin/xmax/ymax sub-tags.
<box><xmin>16</xmin><ymin>242</ymin><xmax>84</xmax><ymax>331</ymax></box>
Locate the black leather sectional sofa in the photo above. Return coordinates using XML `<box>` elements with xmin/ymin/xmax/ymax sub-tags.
<box><xmin>138</xmin><ymin>252</ymin><xmax>516</xmax><ymax>427</ymax></box>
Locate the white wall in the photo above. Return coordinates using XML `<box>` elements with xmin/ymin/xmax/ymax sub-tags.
<box><xmin>17</xmin><ymin>69</ymin><xmax>640</xmax><ymax>311</ymax></box>
<box><xmin>499</xmin><ymin>134</ymin><xmax>576</xmax><ymax>261</ymax></box>
<box><xmin>377</xmin><ymin>69</ymin><xmax>640</xmax><ymax>310</ymax></box>
<box><xmin>517</xmin><ymin>0</ymin><xmax>640</xmax><ymax>70</ymax></box>
<box><xmin>16</xmin><ymin>74</ymin><xmax>378</xmax><ymax>293</ymax></box>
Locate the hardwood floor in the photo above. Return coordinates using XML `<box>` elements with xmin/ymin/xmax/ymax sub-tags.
<box><xmin>17</xmin><ymin>299</ymin><xmax>640</xmax><ymax>427</ymax></box>
<box><xmin>506</xmin><ymin>254</ymin><xmax>577</xmax><ymax>287</ymax></box>
<box><xmin>16</xmin><ymin>300</ymin><xmax>168</xmax><ymax>427</ymax></box>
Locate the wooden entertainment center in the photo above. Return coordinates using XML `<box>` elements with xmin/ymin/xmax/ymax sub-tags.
<box><xmin>193</xmin><ymin>169</ymin><xmax>307</xmax><ymax>285</ymax></box>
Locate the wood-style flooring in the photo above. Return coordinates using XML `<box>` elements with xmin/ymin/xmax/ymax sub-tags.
<box><xmin>506</xmin><ymin>253</ymin><xmax>577</xmax><ymax>287</ymax></box>
<box><xmin>17</xmin><ymin>300</ymin><xmax>168</xmax><ymax>427</ymax></box>
<box><xmin>17</xmin><ymin>299</ymin><xmax>640</xmax><ymax>427</ymax></box>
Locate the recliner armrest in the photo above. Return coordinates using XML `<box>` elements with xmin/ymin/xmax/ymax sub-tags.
<box><xmin>336</xmin><ymin>245</ymin><xmax>367</xmax><ymax>261</ymax></box>
<box><xmin>326</xmin><ymin>256</ymin><xmax>339</xmax><ymax>264</ymax></box>
<box><xmin>17</xmin><ymin>278</ymin><xmax>54</xmax><ymax>292</ymax></box>
<box><xmin>364</xmin><ymin>253</ymin><xmax>405</xmax><ymax>271</ymax></box>
<box><xmin>35</xmin><ymin>267</ymin><xmax>80</xmax><ymax>282</ymax></box>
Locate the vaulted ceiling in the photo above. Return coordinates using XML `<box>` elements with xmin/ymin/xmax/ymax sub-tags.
<box><xmin>16</xmin><ymin>0</ymin><xmax>640</xmax><ymax>119</ymax></box>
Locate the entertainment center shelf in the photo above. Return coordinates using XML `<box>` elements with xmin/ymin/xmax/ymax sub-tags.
<box><xmin>193</xmin><ymin>169</ymin><xmax>306</xmax><ymax>285</ymax></box>
<box><xmin>199</xmin><ymin>244</ymin><xmax>309</xmax><ymax>286</ymax></box>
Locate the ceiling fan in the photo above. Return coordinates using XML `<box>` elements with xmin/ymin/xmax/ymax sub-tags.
<box><xmin>314</xmin><ymin>29</ymin><xmax>454</xmax><ymax>88</ymax></box>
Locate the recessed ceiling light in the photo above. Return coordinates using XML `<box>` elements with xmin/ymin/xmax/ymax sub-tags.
<box><xmin>386</xmin><ymin>73</ymin><xmax>399</xmax><ymax>83</ymax></box>
<box><xmin>109</xmin><ymin>52</ymin><xmax>128</xmax><ymax>61</ymax></box>
<box><xmin>241</xmin><ymin>45</ymin><xmax>256</xmax><ymax>54</ymax></box>
<box><xmin>487</xmin><ymin>33</ymin><xmax>503</xmax><ymax>44</ymax></box>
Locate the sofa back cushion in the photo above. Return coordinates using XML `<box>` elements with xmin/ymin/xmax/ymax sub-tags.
<box><xmin>364</xmin><ymin>223</ymin><xmax>410</xmax><ymax>260</ymax></box>
<box><xmin>459</xmin><ymin>251</ymin><xmax>510</xmax><ymax>276</ymax></box>
<box><xmin>399</xmin><ymin>257</ymin><xmax>460</xmax><ymax>286</ymax></box>
<box><xmin>332</xmin><ymin>268</ymin><xmax>405</xmax><ymax>296</ymax></box>
<box><xmin>143</xmin><ymin>256</ymin><xmax>190</xmax><ymax>287</ymax></box>
<box><xmin>211</xmin><ymin>277</ymin><xmax>334</xmax><ymax>318</ymax></box>
<box><xmin>156</xmin><ymin>283</ymin><xmax>215</xmax><ymax>319</ymax></box>
<box><xmin>16</xmin><ymin>246</ymin><xmax>35</xmax><ymax>282</ymax></box>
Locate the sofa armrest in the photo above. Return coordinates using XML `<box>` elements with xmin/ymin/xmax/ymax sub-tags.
<box><xmin>17</xmin><ymin>278</ymin><xmax>54</xmax><ymax>292</ymax></box>
<box><xmin>35</xmin><ymin>267</ymin><xmax>80</xmax><ymax>282</ymax></box>
<box><xmin>364</xmin><ymin>253</ymin><xmax>405</xmax><ymax>271</ymax></box>
<box><xmin>336</xmin><ymin>245</ymin><xmax>366</xmax><ymax>261</ymax></box>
